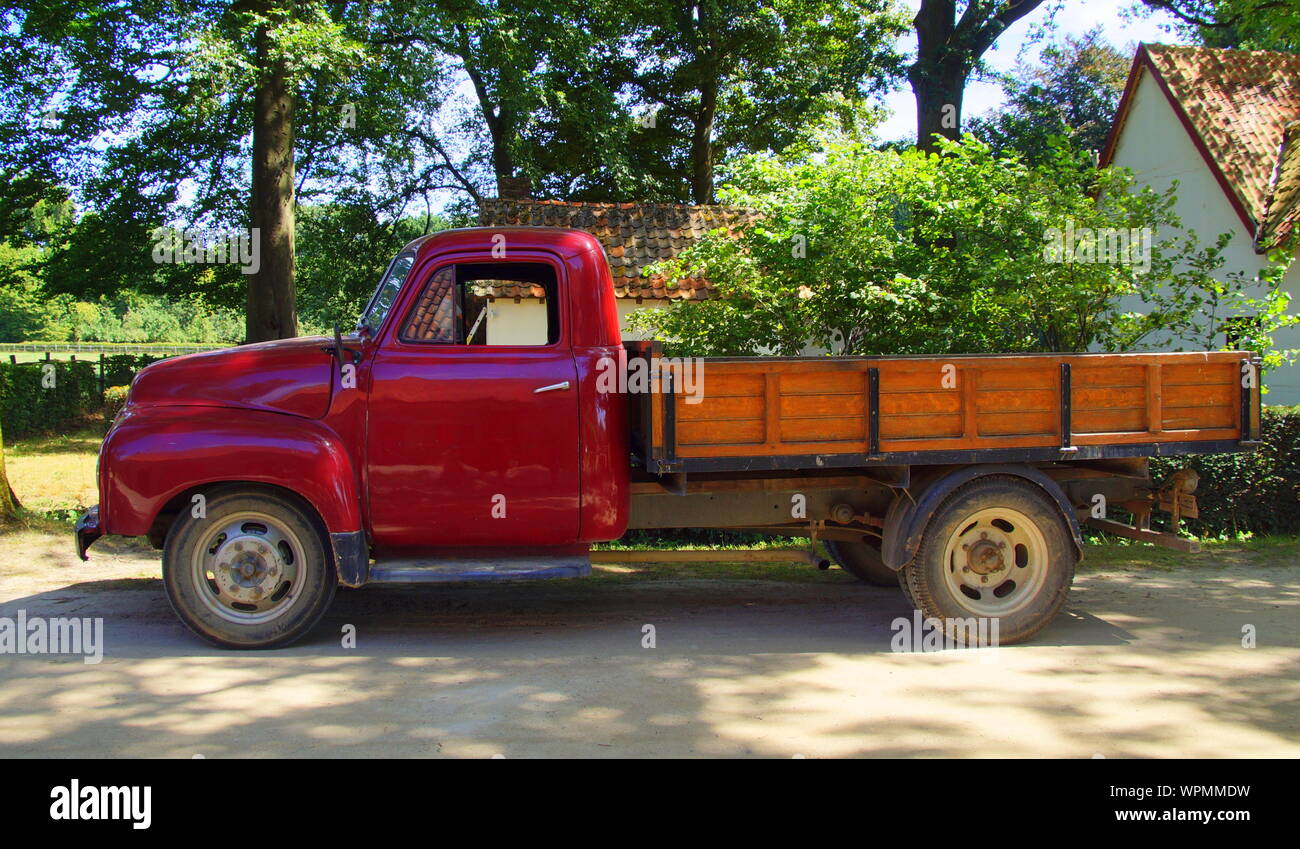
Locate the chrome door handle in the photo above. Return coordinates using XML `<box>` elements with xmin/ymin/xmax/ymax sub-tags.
<box><xmin>533</xmin><ymin>381</ymin><xmax>571</xmax><ymax>394</ymax></box>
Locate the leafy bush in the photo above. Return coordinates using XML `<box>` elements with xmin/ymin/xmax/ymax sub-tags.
<box><xmin>0</xmin><ymin>360</ymin><xmax>100</xmax><ymax>437</ymax></box>
<box><xmin>632</xmin><ymin>132</ymin><xmax>1295</xmax><ymax>371</ymax></box>
<box><xmin>0</xmin><ymin>354</ymin><xmax>179</xmax><ymax>435</ymax></box>
<box><xmin>61</xmin><ymin>295</ymin><xmax>244</xmax><ymax>344</ymax></box>
<box><xmin>102</xmin><ymin>385</ymin><xmax>130</xmax><ymax>425</ymax></box>
<box><xmin>1150</xmin><ymin>406</ymin><xmax>1300</xmax><ymax>538</ymax></box>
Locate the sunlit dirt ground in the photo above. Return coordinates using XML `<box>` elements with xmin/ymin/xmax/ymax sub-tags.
<box><xmin>0</xmin><ymin>531</ymin><xmax>1296</xmax><ymax>758</ymax></box>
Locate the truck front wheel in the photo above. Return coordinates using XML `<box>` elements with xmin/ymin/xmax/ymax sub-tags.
<box><xmin>163</xmin><ymin>489</ymin><xmax>337</xmax><ymax>649</ymax></box>
<box><xmin>899</xmin><ymin>476</ymin><xmax>1075</xmax><ymax>646</ymax></box>
<box><xmin>823</xmin><ymin>538</ymin><xmax>896</xmax><ymax>586</ymax></box>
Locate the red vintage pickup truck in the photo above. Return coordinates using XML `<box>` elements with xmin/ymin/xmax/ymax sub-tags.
<box><xmin>77</xmin><ymin>227</ymin><xmax>1260</xmax><ymax>648</ymax></box>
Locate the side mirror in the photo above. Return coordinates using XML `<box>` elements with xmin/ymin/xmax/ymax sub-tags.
<box><xmin>332</xmin><ymin>325</ymin><xmax>345</xmax><ymax>371</ymax></box>
<box><xmin>322</xmin><ymin>326</ymin><xmax>362</xmax><ymax>365</ymax></box>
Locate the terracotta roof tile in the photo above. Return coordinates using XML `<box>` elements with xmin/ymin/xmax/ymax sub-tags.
<box><xmin>1260</xmin><ymin>121</ymin><xmax>1300</xmax><ymax>250</ymax></box>
<box><xmin>1141</xmin><ymin>45</ymin><xmax>1300</xmax><ymax>237</ymax></box>
<box><xmin>477</xmin><ymin>198</ymin><xmax>760</xmax><ymax>300</ymax></box>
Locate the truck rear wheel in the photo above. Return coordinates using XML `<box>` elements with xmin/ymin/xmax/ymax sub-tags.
<box><xmin>823</xmin><ymin>538</ymin><xmax>896</xmax><ymax>586</ymax></box>
<box><xmin>899</xmin><ymin>476</ymin><xmax>1075</xmax><ymax>646</ymax></box>
<box><xmin>163</xmin><ymin>489</ymin><xmax>337</xmax><ymax>649</ymax></box>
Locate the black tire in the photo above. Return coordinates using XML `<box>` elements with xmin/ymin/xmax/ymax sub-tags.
<box><xmin>824</xmin><ymin>538</ymin><xmax>897</xmax><ymax>587</ymax></box>
<box><xmin>899</xmin><ymin>475</ymin><xmax>1076</xmax><ymax>646</ymax></box>
<box><xmin>897</xmin><ymin>563</ymin><xmax>916</xmax><ymax>609</ymax></box>
<box><xmin>163</xmin><ymin>488</ymin><xmax>337</xmax><ymax>649</ymax></box>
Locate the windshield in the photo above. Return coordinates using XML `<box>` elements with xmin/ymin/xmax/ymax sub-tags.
<box><xmin>358</xmin><ymin>253</ymin><xmax>415</xmax><ymax>334</ymax></box>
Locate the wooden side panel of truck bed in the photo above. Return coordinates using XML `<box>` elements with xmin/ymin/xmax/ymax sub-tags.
<box><xmin>635</xmin><ymin>350</ymin><xmax>1261</xmax><ymax>474</ymax></box>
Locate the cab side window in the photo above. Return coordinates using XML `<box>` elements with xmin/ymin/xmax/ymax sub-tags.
<box><xmin>400</xmin><ymin>261</ymin><xmax>558</xmax><ymax>346</ymax></box>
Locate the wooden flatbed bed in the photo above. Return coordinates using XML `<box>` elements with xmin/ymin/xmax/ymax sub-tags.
<box><xmin>632</xmin><ymin>348</ymin><xmax>1261</xmax><ymax>475</ymax></box>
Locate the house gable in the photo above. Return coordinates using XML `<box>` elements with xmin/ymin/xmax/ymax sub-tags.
<box><xmin>1102</xmin><ymin>44</ymin><xmax>1300</xmax><ymax>249</ymax></box>
<box><xmin>1106</xmin><ymin>64</ymin><xmax>1255</xmax><ymax>246</ymax></box>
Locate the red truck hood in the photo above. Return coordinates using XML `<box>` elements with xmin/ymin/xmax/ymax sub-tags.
<box><xmin>129</xmin><ymin>336</ymin><xmax>335</xmax><ymax>419</ymax></box>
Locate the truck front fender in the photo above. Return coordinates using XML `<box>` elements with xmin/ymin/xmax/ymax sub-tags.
<box><xmin>881</xmin><ymin>464</ymin><xmax>1085</xmax><ymax>570</ymax></box>
<box><xmin>100</xmin><ymin>405</ymin><xmax>363</xmax><ymax>542</ymax></box>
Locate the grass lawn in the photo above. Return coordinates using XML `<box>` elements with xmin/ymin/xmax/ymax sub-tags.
<box><xmin>4</xmin><ymin>424</ymin><xmax>105</xmax><ymax>519</ymax></box>
<box><xmin>5</xmin><ymin>351</ymin><xmax>82</xmax><ymax>364</ymax></box>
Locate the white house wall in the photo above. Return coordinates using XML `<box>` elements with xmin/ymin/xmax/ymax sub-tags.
<box><xmin>1109</xmin><ymin>68</ymin><xmax>1300</xmax><ymax>404</ymax></box>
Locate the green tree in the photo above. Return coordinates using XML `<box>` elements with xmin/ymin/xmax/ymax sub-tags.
<box><xmin>295</xmin><ymin>203</ymin><xmax>448</xmax><ymax>331</ymax></box>
<box><xmin>410</xmin><ymin>0</ymin><xmax>907</xmax><ymax>204</ymax></box>
<box><xmin>623</xmin><ymin>0</ymin><xmax>907</xmax><ymax>203</ymax></box>
<box><xmin>1139</xmin><ymin>1</ymin><xmax>1300</xmax><ymax>53</ymax></box>
<box><xmin>395</xmin><ymin>0</ymin><xmax>635</xmax><ymax>200</ymax></box>
<box><xmin>1</xmin><ymin>1</ymin><xmax>469</xmax><ymax>341</ymax></box>
<box><xmin>968</xmin><ymin>30</ymin><xmax>1130</xmax><ymax>163</ymax></box>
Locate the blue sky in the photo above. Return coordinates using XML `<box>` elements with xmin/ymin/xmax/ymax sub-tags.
<box><xmin>876</xmin><ymin>0</ymin><xmax>1190</xmax><ymax>141</ymax></box>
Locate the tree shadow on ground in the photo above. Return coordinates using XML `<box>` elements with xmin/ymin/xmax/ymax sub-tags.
<box><xmin>0</xmin><ymin>565</ymin><xmax>1295</xmax><ymax>757</ymax></box>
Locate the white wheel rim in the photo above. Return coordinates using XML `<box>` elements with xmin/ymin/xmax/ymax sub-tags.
<box><xmin>941</xmin><ymin>506</ymin><xmax>1049</xmax><ymax>617</ymax></box>
<box><xmin>189</xmin><ymin>511</ymin><xmax>307</xmax><ymax>625</ymax></box>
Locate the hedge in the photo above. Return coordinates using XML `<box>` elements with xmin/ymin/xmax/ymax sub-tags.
<box><xmin>0</xmin><ymin>354</ymin><xmax>163</xmax><ymax>438</ymax></box>
<box><xmin>1149</xmin><ymin>406</ymin><xmax>1300</xmax><ymax>538</ymax></box>
<box><xmin>0</xmin><ymin>360</ymin><xmax>101</xmax><ymax>437</ymax></box>
<box><xmin>101</xmin><ymin>353</ymin><xmax>161</xmax><ymax>388</ymax></box>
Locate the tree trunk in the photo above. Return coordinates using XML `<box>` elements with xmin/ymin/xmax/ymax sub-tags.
<box><xmin>910</xmin><ymin>60</ymin><xmax>966</xmax><ymax>154</ymax></box>
<box><xmin>488</xmin><ymin>108</ymin><xmax>517</xmax><ymax>196</ymax></box>
<box><xmin>0</xmin><ymin>418</ymin><xmax>20</xmax><ymax>520</ymax></box>
<box><xmin>908</xmin><ymin>0</ymin><xmax>1046</xmax><ymax>153</ymax></box>
<box><xmin>463</xmin><ymin>56</ymin><xmax>518</xmax><ymax>197</ymax></box>
<box><xmin>690</xmin><ymin>74</ymin><xmax>718</xmax><ymax>204</ymax></box>
<box><xmin>247</xmin><ymin>17</ymin><xmax>298</xmax><ymax>343</ymax></box>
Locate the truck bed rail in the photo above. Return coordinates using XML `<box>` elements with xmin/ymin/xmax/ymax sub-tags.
<box><xmin>631</xmin><ymin>346</ymin><xmax>1261</xmax><ymax>475</ymax></box>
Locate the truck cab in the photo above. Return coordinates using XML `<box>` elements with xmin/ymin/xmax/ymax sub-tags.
<box><xmin>81</xmin><ymin>228</ymin><xmax>630</xmax><ymax>647</ymax></box>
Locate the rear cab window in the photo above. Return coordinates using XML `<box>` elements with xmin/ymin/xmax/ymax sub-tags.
<box><xmin>399</xmin><ymin>261</ymin><xmax>560</xmax><ymax>346</ymax></box>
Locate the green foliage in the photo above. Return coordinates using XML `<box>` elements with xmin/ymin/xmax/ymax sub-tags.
<box><xmin>0</xmin><ymin>1</ymin><xmax>480</xmax><ymax>314</ymax></box>
<box><xmin>1140</xmin><ymin>1</ymin><xmax>1300</xmax><ymax>53</ymax></box>
<box><xmin>969</xmin><ymin>29</ymin><xmax>1130</xmax><ymax>163</ymax></box>
<box><xmin>0</xmin><ymin>360</ymin><xmax>99</xmax><ymax>438</ymax></box>
<box><xmin>410</xmin><ymin>0</ymin><xmax>906</xmax><ymax>204</ymax></box>
<box><xmin>0</xmin><ymin>291</ymin><xmax>245</xmax><ymax>345</ymax></box>
<box><xmin>0</xmin><ymin>243</ymin><xmax>70</xmax><ymax>341</ymax></box>
<box><xmin>0</xmin><ymin>355</ymin><xmax>166</xmax><ymax>436</ymax></box>
<box><xmin>296</xmin><ymin>204</ymin><xmax>443</xmax><ymax>331</ymax></box>
<box><xmin>607</xmin><ymin>0</ymin><xmax>907</xmax><ymax>202</ymax></box>
<box><xmin>100</xmin><ymin>355</ymin><xmax>162</xmax><ymax>388</ymax></box>
<box><xmin>630</xmin><ymin>132</ymin><xmax>1297</xmax><ymax>376</ymax></box>
<box><xmin>102</xmin><ymin>384</ymin><xmax>129</xmax><ymax>425</ymax></box>
<box><xmin>1150</xmin><ymin>407</ymin><xmax>1300</xmax><ymax>537</ymax></box>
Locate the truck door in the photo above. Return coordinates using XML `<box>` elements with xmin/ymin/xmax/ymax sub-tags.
<box><xmin>365</xmin><ymin>255</ymin><xmax>580</xmax><ymax>549</ymax></box>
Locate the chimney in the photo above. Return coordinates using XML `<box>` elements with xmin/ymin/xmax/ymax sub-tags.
<box><xmin>497</xmin><ymin>175</ymin><xmax>532</xmax><ymax>200</ymax></box>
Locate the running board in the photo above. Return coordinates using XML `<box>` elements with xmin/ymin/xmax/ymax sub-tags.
<box><xmin>366</xmin><ymin>555</ymin><xmax>591</xmax><ymax>584</ymax></box>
